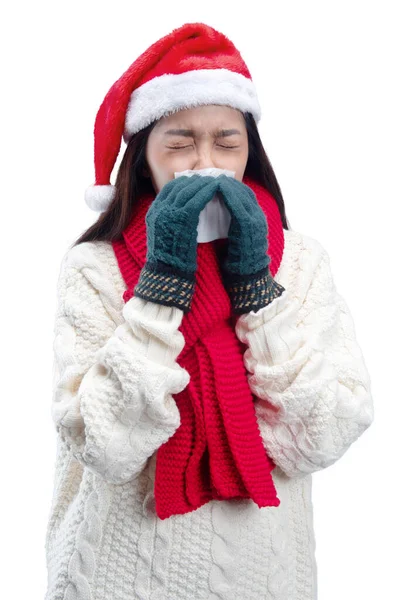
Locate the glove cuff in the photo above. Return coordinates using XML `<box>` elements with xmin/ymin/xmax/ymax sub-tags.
<box><xmin>222</xmin><ymin>267</ymin><xmax>286</xmax><ymax>315</ymax></box>
<box><xmin>133</xmin><ymin>260</ymin><xmax>196</xmax><ymax>314</ymax></box>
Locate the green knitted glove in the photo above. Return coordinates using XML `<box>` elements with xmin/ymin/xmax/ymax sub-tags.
<box><xmin>215</xmin><ymin>175</ymin><xmax>286</xmax><ymax>314</ymax></box>
<box><xmin>134</xmin><ymin>174</ymin><xmax>222</xmax><ymax>313</ymax></box>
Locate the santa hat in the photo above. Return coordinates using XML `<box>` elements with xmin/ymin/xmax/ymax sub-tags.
<box><xmin>84</xmin><ymin>22</ymin><xmax>262</xmax><ymax>212</ymax></box>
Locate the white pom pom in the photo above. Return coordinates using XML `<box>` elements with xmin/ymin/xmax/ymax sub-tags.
<box><xmin>84</xmin><ymin>184</ymin><xmax>116</xmax><ymax>211</ymax></box>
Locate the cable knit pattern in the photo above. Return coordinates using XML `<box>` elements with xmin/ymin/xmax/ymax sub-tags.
<box><xmin>51</xmin><ymin>248</ymin><xmax>189</xmax><ymax>485</ymax></box>
<box><xmin>133</xmin><ymin>454</ymin><xmax>173</xmax><ymax>600</ymax></box>
<box><xmin>63</xmin><ymin>473</ymin><xmax>111</xmax><ymax>600</ymax></box>
<box><xmin>235</xmin><ymin>232</ymin><xmax>374</xmax><ymax>479</ymax></box>
<box><xmin>44</xmin><ymin>229</ymin><xmax>373</xmax><ymax>599</ymax></box>
<box><xmin>208</xmin><ymin>501</ymin><xmax>239</xmax><ymax>598</ymax></box>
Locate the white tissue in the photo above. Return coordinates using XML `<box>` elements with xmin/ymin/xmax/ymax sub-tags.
<box><xmin>173</xmin><ymin>167</ymin><xmax>235</xmax><ymax>243</ymax></box>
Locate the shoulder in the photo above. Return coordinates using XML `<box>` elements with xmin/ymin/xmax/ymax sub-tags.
<box><xmin>282</xmin><ymin>227</ymin><xmax>327</xmax><ymax>263</ymax></box>
<box><xmin>277</xmin><ymin>227</ymin><xmax>332</xmax><ymax>302</ymax></box>
<box><xmin>57</xmin><ymin>240</ymin><xmax>126</xmax><ymax>321</ymax></box>
<box><xmin>59</xmin><ymin>240</ymin><xmax>121</xmax><ymax>278</ymax></box>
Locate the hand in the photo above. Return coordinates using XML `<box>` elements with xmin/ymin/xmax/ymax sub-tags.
<box><xmin>214</xmin><ymin>176</ymin><xmax>286</xmax><ymax>314</ymax></box>
<box><xmin>134</xmin><ymin>175</ymin><xmax>221</xmax><ymax>313</ymax></box>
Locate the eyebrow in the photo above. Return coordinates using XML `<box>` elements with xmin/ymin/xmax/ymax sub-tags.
<box><xmin>164</xmin><ymin>128</ymin><xmax>242</xmax><ymax>137</ymax></box>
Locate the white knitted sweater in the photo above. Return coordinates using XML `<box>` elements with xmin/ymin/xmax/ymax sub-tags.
<box><xmin>44</xmin><ymin>228</ymin><xmax>374</xmax><ymax>600</ymax></box>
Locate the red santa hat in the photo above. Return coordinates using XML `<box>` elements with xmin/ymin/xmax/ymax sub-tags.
<box><xmin>84</xmin><ymin>22</ymin><xmax>262</xmax><ymax>211</ymax></box>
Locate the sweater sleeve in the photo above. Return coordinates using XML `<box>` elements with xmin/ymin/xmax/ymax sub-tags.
<box><xmin>234</xmin><ymin>237</ymin><xmax>374</xmax><ymax>479</ymax></box>
<box><xmin>51</xmin><ymin>253</ymin><xmax>190</xmax><ymax>485</ymax></box>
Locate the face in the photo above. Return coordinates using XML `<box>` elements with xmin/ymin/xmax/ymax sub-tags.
<box><xmin>144</xmin><ymin>104</ymin><xmax>249</xmax><ymax>193</ymax></box>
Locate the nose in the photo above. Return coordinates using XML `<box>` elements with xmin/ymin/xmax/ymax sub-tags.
<box><xmin>193</xmin><ymin>157</ymin><xmax>216</xmax><ymax>170</ymax></box>
<box><xmin>192</xmin><ymin>145</ymin><xmax>216</xmax><ymax>171</ymax></box>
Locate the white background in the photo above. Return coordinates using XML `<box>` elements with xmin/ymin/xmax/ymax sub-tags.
<box><xmin>1</xmin><ymin>1</ymin><xmax>398</xmax><ymax>598</ymax></box>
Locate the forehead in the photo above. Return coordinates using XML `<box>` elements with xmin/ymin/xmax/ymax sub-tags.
<box><xmin>155</xmin><ymin>105</ymin><xmax>246</xmax><ymax>134</ymax></box>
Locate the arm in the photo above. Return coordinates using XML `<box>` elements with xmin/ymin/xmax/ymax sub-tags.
<box><xmin>51</xmin><ymin>250</ymin><xmax>190</xmax><ymax>485</ymax></box>
<box><xmin>235</xmin><ymin>235</ymin><xmax>374</xmax><ymax>479</ymax></box>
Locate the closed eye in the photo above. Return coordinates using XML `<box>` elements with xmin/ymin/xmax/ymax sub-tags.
<box><xmin>167</xmin><ymin>145</ymin><xmax>240</xmax><ymax>150</ymax></box>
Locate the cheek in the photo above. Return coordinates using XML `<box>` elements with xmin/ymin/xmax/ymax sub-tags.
<box><xmin>157</xmin><ymin>153</ymin><xmax>196</xmax><ymax>178</ymax></box>
<box><xmin>147</xmin><ymin>150</ymin><xmax>171</xmax><ymax>182</ymax></box>
<box><xmin>147</xmin><ymin>151</ymin><xmax>193</xmax><ymax>191</ymax></box>
<box><xmin>150</xmin><ymin>147</ymin><xmax>188</xmax><ymax>170</ymax></box>
<box><xmin>237</xmin><ymin>147</ymin><xmax>250</xmax><ymax>175</ymax></box>
<box><xmin>221</xmin><ymin>150</ymin><xmax>249</xmax><ymax>176</ymax></box>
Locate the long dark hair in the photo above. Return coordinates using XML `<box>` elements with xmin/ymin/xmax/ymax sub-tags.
<box><xmin>72</xmin><ymin>112</ymin><xmax>290</xmax><ymax>248</ymax></box>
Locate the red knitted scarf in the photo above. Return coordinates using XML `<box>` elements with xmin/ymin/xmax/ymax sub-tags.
<box><xmin>111</xmin><ymin>175</ymin><xmax>284</xmax><ymax>519</ymax></box>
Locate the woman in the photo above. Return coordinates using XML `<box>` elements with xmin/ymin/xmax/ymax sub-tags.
<box><xmin>45</xmin><ymin>22</ymin><xmax>374</xmax><ymax>600</ymax></box>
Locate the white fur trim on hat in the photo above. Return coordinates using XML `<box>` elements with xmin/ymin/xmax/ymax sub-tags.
<box><xmin>123</xmin><ymin>68</ymin><xmax>261</xmax><ymax>142</ymax></box>
<box><xmin>84</xmin><ymin>184</ymin><xmax>116</xmax><ymax>212</ymax></box>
